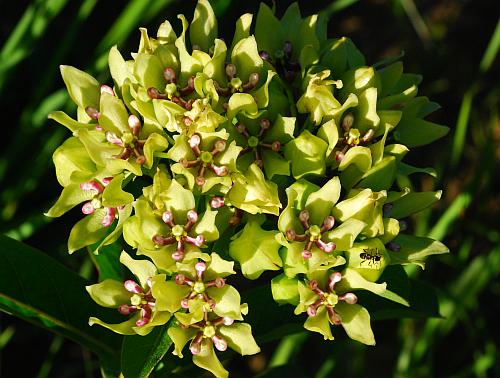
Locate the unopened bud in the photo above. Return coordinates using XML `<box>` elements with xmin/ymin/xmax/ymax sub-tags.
<box><xmin>124</xmin><ymin>280</ymin><xmax>142</xmax><ymax>294</ymax></box>
<box><xmin>225</xmin><ymin>63</ymin><xmax>237</xmax><ymax>79</ymax></box>
<box><xmin>212</xmin><ymin>335</ymin><xmax>228</xmax><ymax>352</ymax></box>
<box><xmin>163</xmin><ymin>67</ymin><xmax>177</xmax><ymax>83</ymax></box>
<box><xmin>340</xmin><ymin>292</ymin><xmax>358</xmax><ymax>304</ymax></box>
<box><xmin>342</xmin><ymin>113</ymin><xmax>354</xmax><ymax>130</ymax></box>
<box><xmin>195</xmin><ymin>261</ymin><xmax>207</xmax><ymax>275</ymax></box>
<box><xmin>85</xmin><ymin>106</ymin><xmax>100</xmax><ymax>120</ymax></box>
<box><xmin>81</xmin><ymin>202</ymin><xmax>94</xmax><ymax>215</ymax></box>
<box><xmin>189</xmin><ymin>134</ymin><xmax>201</xmax><ymax>148</ymax></box>
<box><xmin>162</xmin><ymin>210</ymin><xmax>174</xmax><ymax>224</ymax></box>
<box><xmin>214</xmin><ymin>277</ymin><xmax>225</xmax><ymax>288</ymax></box>
<box><xmin>187</xmin><ymin>209</ymin><xmax>198</xmax><ymax>223</ymax></box>
<box><xmin>210</xmin><ymin>196</ymin><xmax>225</xmax><ymax>209</ymax></box>
<box><xmin>307</xmin><ymin>305</ymin><xmax>317</xmax><ymax>317</ymax></box>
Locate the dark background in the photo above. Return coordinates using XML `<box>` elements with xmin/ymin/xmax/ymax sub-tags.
<box><xmin>0</xmin><ymin>0</ymin><xmax>499</xmax><ymax>377</ymax></box>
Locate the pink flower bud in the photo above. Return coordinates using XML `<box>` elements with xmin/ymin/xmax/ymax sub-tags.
<box><xmin>211</xmin><ymin>165</ymin><xmax>228</xmax><ymax>176</ymax></box>
<box><xmin>214</xmin><ymin>277</ymin><xmax>225</xmax><ymax>288</ymax></box>
<box><xmin>180</xmin><ymin>298</ymin><xmax>190</xmax><ymax>309</ymax></box>
<box><xmin>100</xmin><ymin>85</ymin><xmax>115</xmax><ymax>96</ymax></box>
<box><xmin>339</xmin><ymin>292</ymin><xmax>358</xmax><ymax>305</ymax></box>
<box><xmin>80</xmin><ymin>180</ymin><xmax>103</xmax><ymax>193</ymax></box>
<box><xmin>162</xmin><ymin>210</ymin><xmax>174</xmax><ymax>225</ymax></box>
<box><xmin>195</xmin><ymin>261</ymin><xmax>207</xmax><ymax>275</ymax></box>
<box><xmin>222</xmin><ymin>316</ymin><xmax>234</xmax><ymax>326</ymax></box>
<box><xmin>301</xmin><ymin>250</ymin><xmax>312</xmax><ymax>259</ymax></box>
<box><xmin>210</xmin><ymin>196</ymin><xmax>225</xmax><ymax>209</ymax></box>
<box><xmin>307</xmin><ymin>305</ymin><xmax>317</xmax><ymax>317</ymax></box>
<box><xmin>101</xmin><ymin>207</ymin><xmax>117</xmax><ymax>227</ymax></box>
<box><xmin>105</xmin><ymin>132</ymin><xmax>124</xmax><ymax>146</ymax></box>
<box><xmin>124</xmin><ymin>280</ymin><xmax>143</xmax><ymax>294</ymax></box>
<box><xmin>189</xmin><ymin>134</ymin><xmax>201</xmax><ymax>148</ymax></box>
<box><xmin>187</xmin><ymin>209</ymin><xmax>198</xmax><ymax>223</ymax></box>
<box><xmin>212</xmin><ymin>335</ymin><xmax>228</xmax><ymax>352</ymax></box>
<box><xmin>118</xmin><ymin>304</ymin><xmax>137</xmax><ymax>315</ymax></box>
<box><xmin>81</xmin><ymin>202</ymin><xmax>94</xmax><ymax>215</ymax></box>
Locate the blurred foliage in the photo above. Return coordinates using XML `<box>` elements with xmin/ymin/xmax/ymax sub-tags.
<box><xmin>0</xmin><ymin>0</ymin><xmax>498</xmax><ymax>377</ymax></box>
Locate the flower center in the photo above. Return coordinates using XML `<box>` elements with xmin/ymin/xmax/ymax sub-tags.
<box><xmin>203</xmin><ymin>324</ymin><xmax>216</xmax><ymax>338</ymax></box>
<box><xmin>193</xmin><ymin>281</ymin><xmax>206</xmax><ymax>294</ymax></box>
<box><xmin>171</xmin><ymin>224</ymin><xmax>185</xmax><ymax>238</ymax></box>
<box><xmin>308</xmin><ymin>225</ymin><xmax>321</xmax><ymax>239</ymax></box>
<box><xmin>325</xmin><ymin>293</ymin><xmax>339</xmax><ymax>307</ymax></box>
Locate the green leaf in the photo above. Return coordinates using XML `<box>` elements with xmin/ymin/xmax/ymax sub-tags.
<box><xmin>0</xmin><ymin>235</ymin><xmax>122</xmax><ymax>366</ymax></box>
<box><xmin>121</xmin><ymin>323</ymin><xmax>173</xmax><ymax>378</ymax></box>
<box><xmin>387</xmin><ymin>190</ymin><xmax>442</xmax><ymax>219</ymax></box>
<box><xmin>394</xmin><ymin>117</ymin><xmax>449</xmax><ymax>148</ymax></box>
<box><xmin>388</xmin><ymin>234</ymin><xmax>449</xmax><ymax>269</ymax></box>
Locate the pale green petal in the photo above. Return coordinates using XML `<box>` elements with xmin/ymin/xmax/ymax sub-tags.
<box><xmin>305</xmin><ymin>177</ymin><xmax>341</xmax><ymax>225</ymax></box>
<box><xmin>51</xmin><ymin>136</ymin><xmax>96</xmax><ymax>187</ymax></box>
<box><xmin>99</xmin><ymin>92</ymin><xmax>129</xmax><ymax>135</ymax></box>
<box><xmin>168</xmin><ymin>326</ymin><xmax>197</xmax><ymax>358</ymax></box>
<box><xmin>108</xmin><ymin>45</ymin><xmax>129</xmax><ymax>88</ymax></box>
<box><xmin>194</xmin><ymin>207</ymin><xmax>219</xmax><ymax>242</ymax></box>
<box><xmin>210</xmin><ymin>285</ymin><xmax>243</xmax><ymax>320</ymax></box>
<box><xmin>60</xmin><ymin>65</ymin><xmax>100</xmax><ymax>109</ymax></box>
<box><xmin>46</xmin><ymin>183</ymin><xmax>95</xmax><ymax>217</ymax></box>
<box><xmin>205</xmin><ymin>252</ymin><xmax>235</xmax><ymax>280</ymax></box>
<box><xmin>304</xmin><ymin>306</ymin><xmax>334</xmax><ymax>340</ymax></box>
<box><xmin>101</xmin><ymin>174</ymin><xmax>134</xmax><ymax>208</ymax></box>
<box><xmin>336</xmin><ymin>268</ymin><xmax>386</xmax><ymax>295</ymax></box>
<box><xmin>133</xmin><ymin>312</ymin><xmax>171</xmax><ymax>336</ymax></box>
<box><xmin>152</xmin><ymin>278</ymin><xmax>190</xmax><ymax>313</ymax></box>
<box><xmin>193</xmin><ymin>340</ymin><xmax>228</xmax><ymax>378</ymax></box>
<box><xmin>324</xmin><ymin>218</ymin><xmax>366</xmax><ymax>251</ymax></box>
<box><xmin>86</xmin><ymin>279</ymin><xmax>130</xmax><ymax>308</ymax></box>
<box><xmin>231</xmin><ymin>35</ymin><xmax>263</xmax><ymax>83</ymax></box>
<box><xmin>284</xmin><ymin>130</ymin><xmax>328</xmax><ymax>179</ymax></box>
<box><xmin>190</xmin><ymin>0</ymin><xmax>217</xmax><ymax>52</ymax></box>
<box><xmin>88</xmin><ymin>316</ymin><xmax>137</xmax><ymax>335</ymax></box>
<box><xmin>271</xmin><ymin>274</ymin><xmax>299</xmax><ymax>305</ymax></box>
<box><xmin>119</xmin><ymin>251</ymin><xmax>157</xmax><ymax>287</ymax></box>
<box><xmin>219</xmin><ymin>323</ymin><xmax>260</xmax><ymax>355</ymax></box>
<box><xmin>336</xmin><ymin>302</ymin><xmax>375</xmax><ymax>345</ymax></box>
<box><xmin>68</xmin><ymin>210</ymin><xmax>109</xmax><ymax>254</ymax></box>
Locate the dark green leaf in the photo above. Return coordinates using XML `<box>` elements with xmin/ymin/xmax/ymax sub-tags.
<box><xmin>121</xmin><ymin>323</ymin><xmax>173</xmax><ymax>378</ymax></box>
<box><xmin>0</xmin><ymin>234</ymin><xmax>122</xmax><ymax>371</ymax></box>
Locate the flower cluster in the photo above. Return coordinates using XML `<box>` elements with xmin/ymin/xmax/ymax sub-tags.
<box><xmin>47</xmin><ymin>1</ymin><xmax>449</xmax><ymax>377</ymax></box>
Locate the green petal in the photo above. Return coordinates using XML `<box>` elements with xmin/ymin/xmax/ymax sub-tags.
<box><xmin>194</xmin><ymin>207</ymin><xmax>219</xmax><ymax>242</ymax></box>
<box><xmin>338</xmin><ymin>146</ymin><xmax>372</xmax><ymax>173</ymax></box>
<box><xmin>255</xmin><ymin>3</ymin><xmax>283</xmax><ymax>57</ymax></box>
<box><xmin>48</xmin><ymin>111</ymin><xmax>91</xmax><ymax>133</ymax></box>
<box><xmin>190</xmin><ymin>0</ymin><xmax>217</xmax><ymax>52</ymax></box>
<box><xmin>162</xmin><ymin>179</ymin><xmax>196</xmax><ymax>220</ymax></box>
<box><xmin>284</xmin><ymin>130</ymin><xmax>328</xmax><ymax>179</ymax></box>
<box><xmin>231</xmin><ymin>35</ymin><xmax>264</xmax><ymax>83</ymax></box>
<box><xmin>143</xmin><ymin>133</ymin><xmax>169</xmax><ymax>169</ymax></box>
<box><xmin>305</xmin><ymin>177</ymin><xmax>341</xmax><ymax>225</ymax></box>
<box><xmin>336</xmin><ymin>302</ymin><xmax>375</xmax><ymax>345</ymax></box>
<box><xmin>119</xmin><ymin>251</ymin><xmax>157</xmax><ymax>287</ymax></box>
<box><xmin>46</xmin><ymin>183</ymin><xmax>95</xmax><ymax>217</ymax></box>
<box><xmin>271</xmin><ymin>274</ymin><xmax>299</xmax><ymax>305</ymax></box>
<box><xmin>86</xmin><ymin>279</ymin><xmax>130</xmax><ymax>308</ymax></box>
<box><xmin>193</xmin><ymin>340</ymin><xmax>228</xmax><ymax>378</ymax></box>
<box><xmin>108</xmin><ymin>45</ymin><xmax>129</xmax><ymax>89</ymax></box>
<box><xmin>175</xmin><ymin>15</ymin><xmax>203</xmax><ymax>82</ymax></box>
<box><xmin>95</xmin><ymin>204</ymin><xmax>133</xmax><ymax>253</ymax></box>
<box><xmin>210</xmin><ymin>285</ymin><xmax>243</xmax><ymax>320</ymax></box>
<box><xmin>229</xmin><ymin>220</ymin><xmax>282</xmax><ymax>279</ymax></box>
<box><xmin>133</xmin><ymin>53</ymin><xmax>164</xmax><ymax>91</ymax></box>
<box><xmin>101</xmin><ymin>174</ymin><xmax>134</xmax><ymax>207</ymax></box>
<box><xmin>167</xmin><ymin>326</ymin><xmax>197</xmax><ymax>358</ymax></box>
<box><xmin>99</xmin><ymin>92</ymin><xmax>130</xmax><ymax>135</ymax></box>
<box><xmin>320</xmin><ymin>37</ymin><xmax>365</xmax><ymax>75</ymax></box>
<box><xmin>324</xmin><ymin>218</ymin><xmax>366</xmax><ymax>251</ymax></box>
<box><xmin>336</xmin><ymin>268</ymin><xmax>386</xmax><ymax>295</ymax></box>
<box><xmin>152</xmin><ymin>279</ymin><xmax>190</xmax><ymax>313</ymax></box>
<box><xmin>230</xmin><ymin>13</ymin><xmax>253</xmax><ymax>52</ymax></box>
<box><xmin>227</xmin><ymin>93</ymin><xmax>258</xmax><ymax>120</ymax></box>
<box><xmin>304</xmin><ymin>306</ymin><xmax>334</xmax><ymax>340</ymax></box>
<box><xmin>88</xmin><ymin>316</ymin><xmax>137</xmax><ymax>335</ymax></box>
<box><xmin>219</xmin><ymin>323</ymin><xmax>260</xmax><ymax>355</ymax></box>
<box><xmin>133</xmin><ymin>311</ymin><xmax>171</xmax><ymax>336</ymax></box>
<box><xmin>51</xmin><ymin>136</ymin><xmax>96</xmax><ymax>187</ymax></box>
<box><xmin>346</xmin><ymin>238</ymin><xmax>390</xmax><ymax>282</ymax></box>
<box><xmin>262</xmin><ymin>150</ymin><xmax>290</xmax><ymax>179</ymax></box>
<box><xmin>68</xmin><ymin>210</ymin><xmax>109</xmax><ymax>253</ymax></box>
<box><xmin>205</xmin><ymin>252</ymin><xmax>235</xmax><ymax>280</ymax></box>
<box><xmin>317</xmin><ymin>119</ymin><xmax>339</xmax><ymax>158</ymax></box>
<box><xmin>60</xmin><ymin>65</ymin><xmax>100</xmax><ymax>109</ymax></box>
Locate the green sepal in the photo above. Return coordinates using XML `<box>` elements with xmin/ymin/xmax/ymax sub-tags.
<box><xmin>175</xmin><ymin>15</ymin><xmax>203</xmax><ymax>82</ymax></box>
<box><xmin>133</xmin><ymin>53</ymin><xmax>164</xmax><ymax>93</ymax></box>
<box><xmin>229</xmin><ymin>219</ymin><xmax>282</xmax><ymax>279</ymax></box>
<box><xmin>119</xmin><ymin>251</ymin><xmax>158</xmax><ymax>288</ymax></box>
<box><xmin>304</xmin><ymin>305</ymin><xmax>334</xmax><ymax>340</ymax></box>
<box><xmin>167</xmin><ymin>326</ymin><xmax>197</xmax><ymax>358</ymax></box>
<box><xmin>304</xmin><ymin>176</ymin><xmax>341</xmax><ymax>225</ymax></box>
<box><xmin>152</xmin><ymin>279</ymin><xmax>190</xmax><ymax>313</ymax></box>
<box><xmin>48</xmin><ymin>111</ymin><xmax>93</xmax><ymax>133</ymax></box>
<box><xmin>108</xmin><ymin>45</ymin><xmax>129</xmax><ymax>89</ymax></box>
<box><xmin>320</xmin><ymin>37</ymin><xmax>366</xmax><ymax>76</ymax></box>
<box><xmin>143</xmin><ymin>132</ymin><xmax>169</xmax><ymax>169</ymax></box>
<box><xmin>394</xmin><ymin>117</ymin><xmax>449</xmax><ymax>148</ymax></box>
<box><xmin>230</xmin><ymin>13</ymin><xmax>253</xmax><ymax>52</ymax></box>
<box><xmin>231</xmin><ymin>36</ymin><xmax>264</xmax><ymax>83</ymax></box>
<box><xmin>345</xmin><ymin>238</ymin><xmax>390</xmax><ymax>282</ymax></box>
<box><xmin>324</xmin><ymin>218</ymin><xmax>366</xmax><ymax>252</ymax></box>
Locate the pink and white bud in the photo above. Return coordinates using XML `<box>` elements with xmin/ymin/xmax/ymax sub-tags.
<box><xmin>307</xmin><ymin>305</ymin><xmax>317</xmax><ymax>317</ymax></box>
<box><xmin>222</xmin><ymin>316</ymin><xmax>234</xmax><ymax>326</ymax></box>
<box><xmin>118</xmin><ymin>304</ymin><xmax>137</xmax><ymax>315</ymax></box>
<box><xmin>128</xmin><ymin>114</ymin><xmax>141</xmax><ymax>135</ymax></box>
<box><xmin>271</xmin><ymin>141</ymin><xmax>281</xmax><ymax>152</ymax></box>
<box><xmin>339</xmin><ymin>292</ymin><xmax>358</xmax><ymax>305</ymax></box>
<box><xmin>189</xmin><ymin>134</ymin><xmax>201</xmax><ymax>148</ymax></box>
<box><xmin>101</xmin><ymin>177</ymin><xmax>113</xmax><ymax>186</ymax></box>
<box><xmin>195</xmin><ymin>261</ymin><xmax>207</xmax><ymax>276</ymax></box>
<box><xmin>322</xmin><ymin>216</ymin><xmax>335</xmax><ymax>231</ymax></box>
<box><xmin>210</xmin><ymin>196</ymin><xmax>225</xmax><ymax>209</ymax></box>
<box><xmin>301</xmin><ymin>250</ymin><xmax>312</xmax><ymax>259</ymax></box>
<box><xmin>175</xmin><ymin>274</ymin><xmax>186</xmax><ymax>285</ymax></box>
<box><xmin>105</xmin><ymin>131</ymin><xmax>124</xmax><ymax>146</ymax></box>
<box><xmin>327</xmin><ymin>272</ymin><xmax>342</xmax><ymax>292</ymax></box>
<box><xmin>180</xmin><ymin>298</ymin><xmax>190</xmax><ymax>309</ymax></box>
<box><xmin>214</xmin><ymin>277</ymin><xmax>225</xmax><ymax>288</ymax></box>
<box><xmin>95</xmin><ymin>124</ymin><xmax>103</xmax><ymax>131</ymax></box>
<box><xmin>80</xmin><ymin>180</ymin><xmax>103</xmax><ymax>193</ymax></box>
<box><xmin>101</xmin><ymin>207</ymin><xmax>117</xmax><ymax>227</ymax></box>
<box><xmin>212</xmin><ymin>335</ymin><xmax>228</xmax><ymax>352</ymax></box>
<box><xmin>162</xmin><ymin>210</ymin><xmax>174</xmax><ymax>225</ymax></box>
<box><xmin>186</xmin><ymin>235</ymin><xmax>205</xmax><ymax>247</ymax></box>
<box><xmin>211</xmin><ymin>165</ymin><xmax>228</xmax><ymax>176</ymax></box>
<box><xmin>171</xmin><ymin>250</ymin><xmax>185</xmax><ymax>261</ymax></box>
<box><xmin>100</xmin><ymin>85</ymin><xmax>115</xmax><ymax>96</ymax></box>
<box><xmin>187</xmin><ymin>209</ymin><xmax>198</xmax><ymax>223</ymax></box>
<box><xmin>85</xmin><ymin>106</ymin><xmax>100</xmax><ymax>120</ymax></box>
<box><xmin>286</xmin><ymin>229</ymin><xmax>296</xmax><ymax>241</ymax></box>
<box><xmin>213</xmin><ymin>140</ymin><xmax>226</xmax><ymax>152</ymax></box>
<box><xmin>124</xmin><ymin>280</ymin><xmax>143</xmax><ymax>294</ymax></box>
<box><xmin>327</xmin><ymin>307</ymin><xmax>342</xmax><ymax>325</ymax></box>
<box><xmin>195</xmin><ymin>176</ymin><xmax>206</xmax><ymax>186</ymax></box>
<box><xmin>81</xmin><ymin>202</ymin><xmax>95</xmax><ymax>215</ymax></box>
<box><xmin>316</xmin><ymin>239</ymin><xmax>336</xmax><ymax>253</ymax></box>
<box><xmin>189</xmin><ymin>335</ymin><xmax>203</xmax><ymax>355</ymax></box>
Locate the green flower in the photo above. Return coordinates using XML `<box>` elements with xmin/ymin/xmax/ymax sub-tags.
<box><xmin>87</xmin><ymin>251</ymin><xmax>171</xmax><ymax>336</ymax></box>
<box><xmin>168</xmin><ymin>313</ymin><xmax>259</xmax><ymax>378</ymax></box>
<box><xmin>294</xmin><ymin>270</ymin><xmax>383</xmax><ymax>345</ymax></box>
